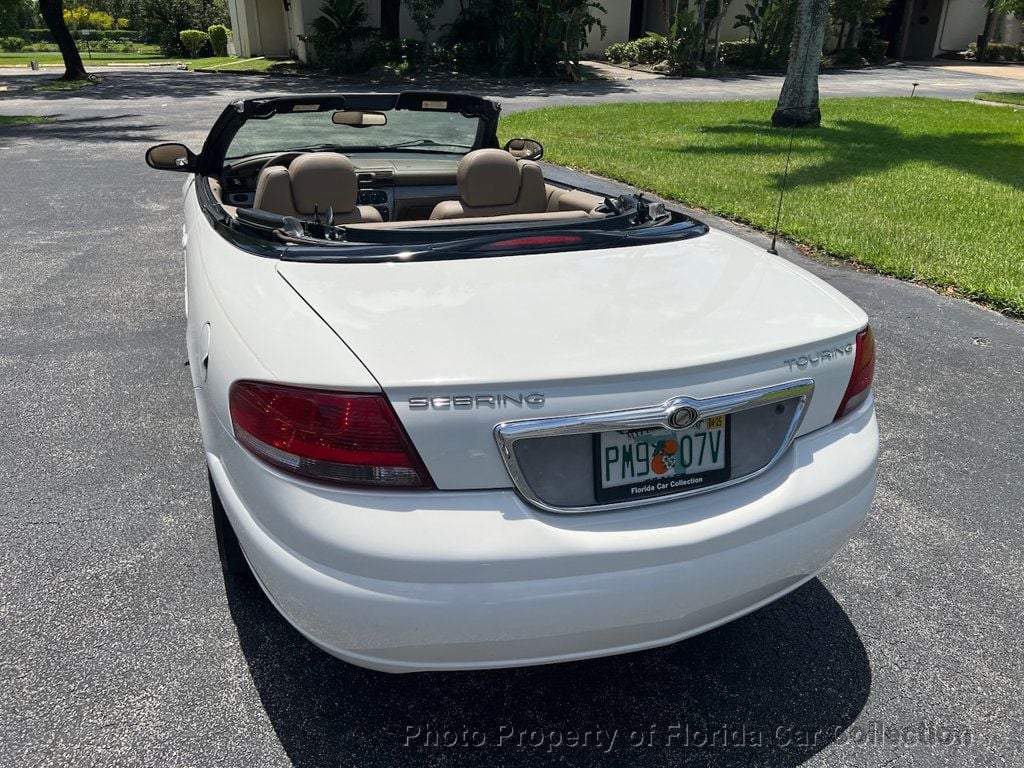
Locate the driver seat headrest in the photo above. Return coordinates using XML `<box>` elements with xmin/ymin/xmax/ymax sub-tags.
<box><xmin>254</xmin><ymin>153</ymin><xmax>382</xmax><ymax>223</ymax></box>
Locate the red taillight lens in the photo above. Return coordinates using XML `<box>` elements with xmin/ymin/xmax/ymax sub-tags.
<box><xmin>485</xmin><ymin>235</ymin><xmax>583</xmax><ymax>249</ymax></box>
<box><xmin>228</xmin><ymin>381</ymin><xmax>433</xmax><ymax>488</ymax></box>
<box><xmin>834</xmin><ymin>326</ymin><xmax>876</xmax><ymax>421</ymax></box>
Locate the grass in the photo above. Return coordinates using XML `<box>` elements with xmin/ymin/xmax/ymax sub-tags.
<box><xmin>976</xmin><ymin>92</ymin><xmax>1024</xmax><ymax>106</ymax></box>
<box><xmin>0</xmin><ymin>115</ymin><xmax>53</xmax><ymax>126</ymax></box>
<box><xmin>28</xmin><ymin>75</ymin><xmax>102</xmax><ymax>91</ymax></box>
<box><xmin>188</xmin><ymin>56</ymin><xmax>296</xmax><ymax>73</ymax></box>
<box><xmin>0</xmin><ymin>49</ymin><xmax>167</xmax><ymax>67</ymax></box>
<box><xmin>0</xmin><ymin>51</ymin><xmax>297</xmax><ymax>73</ymax></box>
<box><xmin>503</xmin><ymin>97</ymin><xmax>1024</xmax><ymax>315</ymax></box>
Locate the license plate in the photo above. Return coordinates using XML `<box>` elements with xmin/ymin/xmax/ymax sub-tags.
<box><xmin>593</xmin><ymin>415</ymin><xmax>731</xmax><ymax>503</ymax></box>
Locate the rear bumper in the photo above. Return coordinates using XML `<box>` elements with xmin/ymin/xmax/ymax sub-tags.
<box><xmin>208</xmin><ymin>396</ymin><xmax>877</xmax><ymax>673</ymax></box>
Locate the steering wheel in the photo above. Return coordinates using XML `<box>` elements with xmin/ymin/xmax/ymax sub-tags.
<box><xmin>260</xmin><ymin>151</ymin><xmax>304</xmax><ymax>173</ymax></box>
<box><xmin>503</xmin><ymin>138</ymin><xmax>544</xmax><ymax>161</ymax></box>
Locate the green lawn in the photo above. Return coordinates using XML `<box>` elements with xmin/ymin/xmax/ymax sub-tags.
<box><xmin>188</xmin><ymin>56</ymin><xmax>295</xmax><ymax>72</ymax></box>
<box><xmin>0</xmin><ymin>115</ymin><xmax>53</xmax><ymax>125</ymax></box>
<box><xmin>503</xmin><ymin>98</ymin><xmax>1024</xmax><ymax>315</ymax></box>
<box><xmin>0</xmin><ymin>50</ymin><xmax>168</xmax><ymax>67</ymax></box>
<box><xmin>0</xmin><ymin>51</ymin><xmax>291</xmax><ymax>72</ymax></box>
<box><xmin>976</xmin><ymin>92</ymin><xmax>1024</xmax><ymax>106</ymax></box>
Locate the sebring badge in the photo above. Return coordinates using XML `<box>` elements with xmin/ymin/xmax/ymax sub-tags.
<box><xmin>409</xmin><ymin>393</ymin><xmax>546</xmax><ymax>410</ymax></box>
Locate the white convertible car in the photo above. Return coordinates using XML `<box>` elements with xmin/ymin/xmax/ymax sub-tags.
<box><xmin>147</xmin><ymin>92</ymin><xmax>878</xmax><ymax>673</ymax></box>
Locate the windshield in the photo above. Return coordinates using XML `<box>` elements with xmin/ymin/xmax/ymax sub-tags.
<box><xmin>225</xmin><ymin>109</ymin><xmax>480</xmax><ymax>160</ymax></box>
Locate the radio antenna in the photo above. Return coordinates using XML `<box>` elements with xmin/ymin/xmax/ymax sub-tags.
<box><xmin>767</xmin><ymin>122</ymin><xmax>797</xmax><ymax>255</ymax></box>
<box><xmin>767</xmin><ymin>26</ymin><xmax>820</xmax><ymax>256</ymax></box>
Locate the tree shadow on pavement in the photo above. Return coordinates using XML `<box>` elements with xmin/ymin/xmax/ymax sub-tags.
<box><xmin>0</xmin><ymin>112</ymin><xmax>167</xmax><ymax>144</ymax></box>
<box><xmin>225</xmin><ymin>575</ymin><xmax>870</xmax><ymax>768</ymax></box>
<box><xmin>0</xmin><ymin>69</ymin><xmax>635</xmax><ymax>104</ymax></box>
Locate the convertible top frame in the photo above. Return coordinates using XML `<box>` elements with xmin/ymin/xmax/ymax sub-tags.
<box><xmin>197</xmin><ymin>91</ymin><xmax>502</xmax><ymax>176</ymax></box>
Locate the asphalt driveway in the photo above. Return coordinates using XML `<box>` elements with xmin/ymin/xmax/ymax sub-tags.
<box><xmin>1</xmin><ymin>70</ymin><xmax>1022</xmax><ymax>767</ymax></box>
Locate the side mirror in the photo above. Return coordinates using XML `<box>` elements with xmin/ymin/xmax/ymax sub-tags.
<box><xmin>504</xmin><ymin>137</ymin><xmax>543</xmax><ymax>161</ymax></box>
<box><xmin>146</xmin><ymin>142</ymin><xmax>198</xmax><ymax>172</ymax></box>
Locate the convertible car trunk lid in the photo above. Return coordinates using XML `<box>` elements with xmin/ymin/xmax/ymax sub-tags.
<box><xmin>277</xmin><ymin>229</ymin><xmax>867</xmax><ymax>493</ymax></box>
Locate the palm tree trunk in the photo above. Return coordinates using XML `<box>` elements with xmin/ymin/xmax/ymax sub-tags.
<box><xmin>38</xmin><ymin>0</ymin><xmax>88</xmax><ymax>80</ymax></box>
<box><xmin>771</xmin><ymin>0</ymin><xmax>828</xmax><ymax>127</ymax></box>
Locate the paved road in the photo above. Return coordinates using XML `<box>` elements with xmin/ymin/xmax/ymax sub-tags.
<box><xmin>1</xmin><ymin>70</ymin><xmax>1022</xmax><ymax>767</ymax></box>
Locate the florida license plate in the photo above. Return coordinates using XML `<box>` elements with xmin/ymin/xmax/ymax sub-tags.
<box><xmin>594</xmin><ymin>415</ymin><xmax>731</xmax><ymax>503</ymax></box>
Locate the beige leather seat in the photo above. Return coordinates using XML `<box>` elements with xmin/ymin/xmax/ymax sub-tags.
<box><xmin>430</xmin><ymin>149</ymin><xmax>548</xmax><ymax>220</ymax></box>
<box><xmin>253</xmin><ymin>153</ymin><xmax>382</xmax><ymax>223</ymax></box>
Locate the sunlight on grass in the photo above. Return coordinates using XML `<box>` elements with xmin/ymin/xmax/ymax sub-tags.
<box><xmin>0</xmin><ymin>115</ymin><xmax>53</xmax><ymax>126</ymax></box>
<box><xmin>504</xmin><ymin>98</ymin><xmax>1024</xmax><ymax>314</ymax></box>
<box><xmin>975</xmin><ymin>92</ymin><xmax>1024</xmax><ymax>106</ymax></box>
<box><xmin>187</xmin><ymin>56</ymin><xmax>290</xmax><ymax>72</ymax></box>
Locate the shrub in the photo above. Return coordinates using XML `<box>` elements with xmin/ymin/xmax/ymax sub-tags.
<box><xmin>431</xmin><ymin>40</ymin><xmax>488</xmax><ymax>70</ymax></box>
<box><xmin>963</xmin><ymin>42</ymin><xmax>1024</xmax><ymax>62</ymax></box>
<box><xmin>831</xmin><ymin>47</ymin><xmax>865</xmax><ymax>67</ymax></box>
<box><xmin>179</xmin><ymin>29</ymin><xmax>210</xmax><ymax>57</ymax></box>
<box><xmin>0</xmin><ymin>36</ymin><xmax>25</xmax><ymax>52</ymax></box>
<box><xmin>622</xmin><ymin>34</ymin><xmax>669</xmax><ymax>64</ymax></box>
<box><xmin>208</xmin><ymin>24</ymin><xmax>229</xmax><ymax>56</ymax></box>
<box><xmin>718</xmin><ymin>39</ymin><xmax>761</xmax><ymax>69</ymax></box>
<box><xmin>303</xmin><ymin>0</ymin><xmax>377</xmax><ymax>73</ymax></box>
<box><xmin>855</xmin><ymin>27</ymin><xmax>888</xmax><ymax>63</ymax></box>
<box><xmin>402</xmin><ymin>0</ymin><xmax>444</xmax><ymax>46</ymax></box>
<box><xmin>604</xmin><ymin>42</ymin><xmax>627</xmax><ymax>63</ymax></box>
<box><xmin>989</xmin><ymin>42</ymin><xmax>1024</xmax><ymax>62</ymax></box>
<box><xmin>732</xmin><ymin>0</ymin><xmax>795</xmax><ymax>69</ymax></box>
<box><xmin>364</xmin><ymin>36</ymin><xmax>424</xmax><ymax>66</ymax></box>
<box><xmin>440</xmin><ymin>0</ymin><xmax>605</xmax><ymax>79</ymax></box>
<box><xmin>863</xmin><ymin>38</ymin><xmax>888</xmax><ymax>63</ymax></box>
<box><xmin>605</xmin><ymin>34</ymin><xmax>670</xmax><ymax>66</ymax></box>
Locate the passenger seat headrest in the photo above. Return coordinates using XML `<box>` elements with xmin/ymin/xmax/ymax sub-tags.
<box><xmin>289</xmin><ymin>153</ymin><xmax>358</xmax><ymax>214</ymax></box>
<box><xmin>457</xmin><ymin>149</ymin><xmax>522</xmax><ymax>208</ymax></box>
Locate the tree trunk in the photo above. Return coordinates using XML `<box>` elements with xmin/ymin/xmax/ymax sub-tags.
<box><xmin>844</xmin><ymin>19</ymin><xmax>857</xmax><ymax>50</ymax></box>
<box><xmin>710</xmin><ymin>2</ymin><xmax>728</xmax><ymax>70</ymax></box>
<box><xmin>977</xmin><ymin>11</ymin><xmax>995</xmax><ymax>62</ymax></box>
<box><xmin>38</xmin><ymin>0</ymin><xmax>88</xmax><ymax>80</ymax></box>
<box><xmin>771</xmin><ymin>0</ymin><xmax>828</xmax><ymax>127</ymax></box>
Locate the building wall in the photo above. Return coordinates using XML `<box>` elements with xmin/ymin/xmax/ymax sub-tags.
<box><xmin>397</xmin><ymin>0</ymin><xmax>464</xmax><ymax>42</ymax></box>
<box><xmin>932</xmin><ymin>0</ymin><xmax>988</xmax><ymax>56</ymax></box>
<box><xmin>994</xmin><ymin>13</ymin><xmax>1024</xmax><ymax>45</ymax></box>
<box><xmin>589</xmin><ymin>0</ymin><xmax>753</xmax><ymax>56</ymax></box>
<box><xmin>586</xmin><ymin>0</ymin><xmax>633</xmax><ymax>54</ymax></box>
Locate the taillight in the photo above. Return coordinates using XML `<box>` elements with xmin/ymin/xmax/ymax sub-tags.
<box><xmin>485</xmin><ymin>235</ymin><xmax>583</xmax><ymax>249</ymax></box>
<box><xmin>228</xmin><ymin>381</ymin><xmax>433</xmax><ymax>488</ymax></box>
<box><xmin>834</xmin><ymin>325</ymin><xmax>876</xmax><ymax>421</ymax></box>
